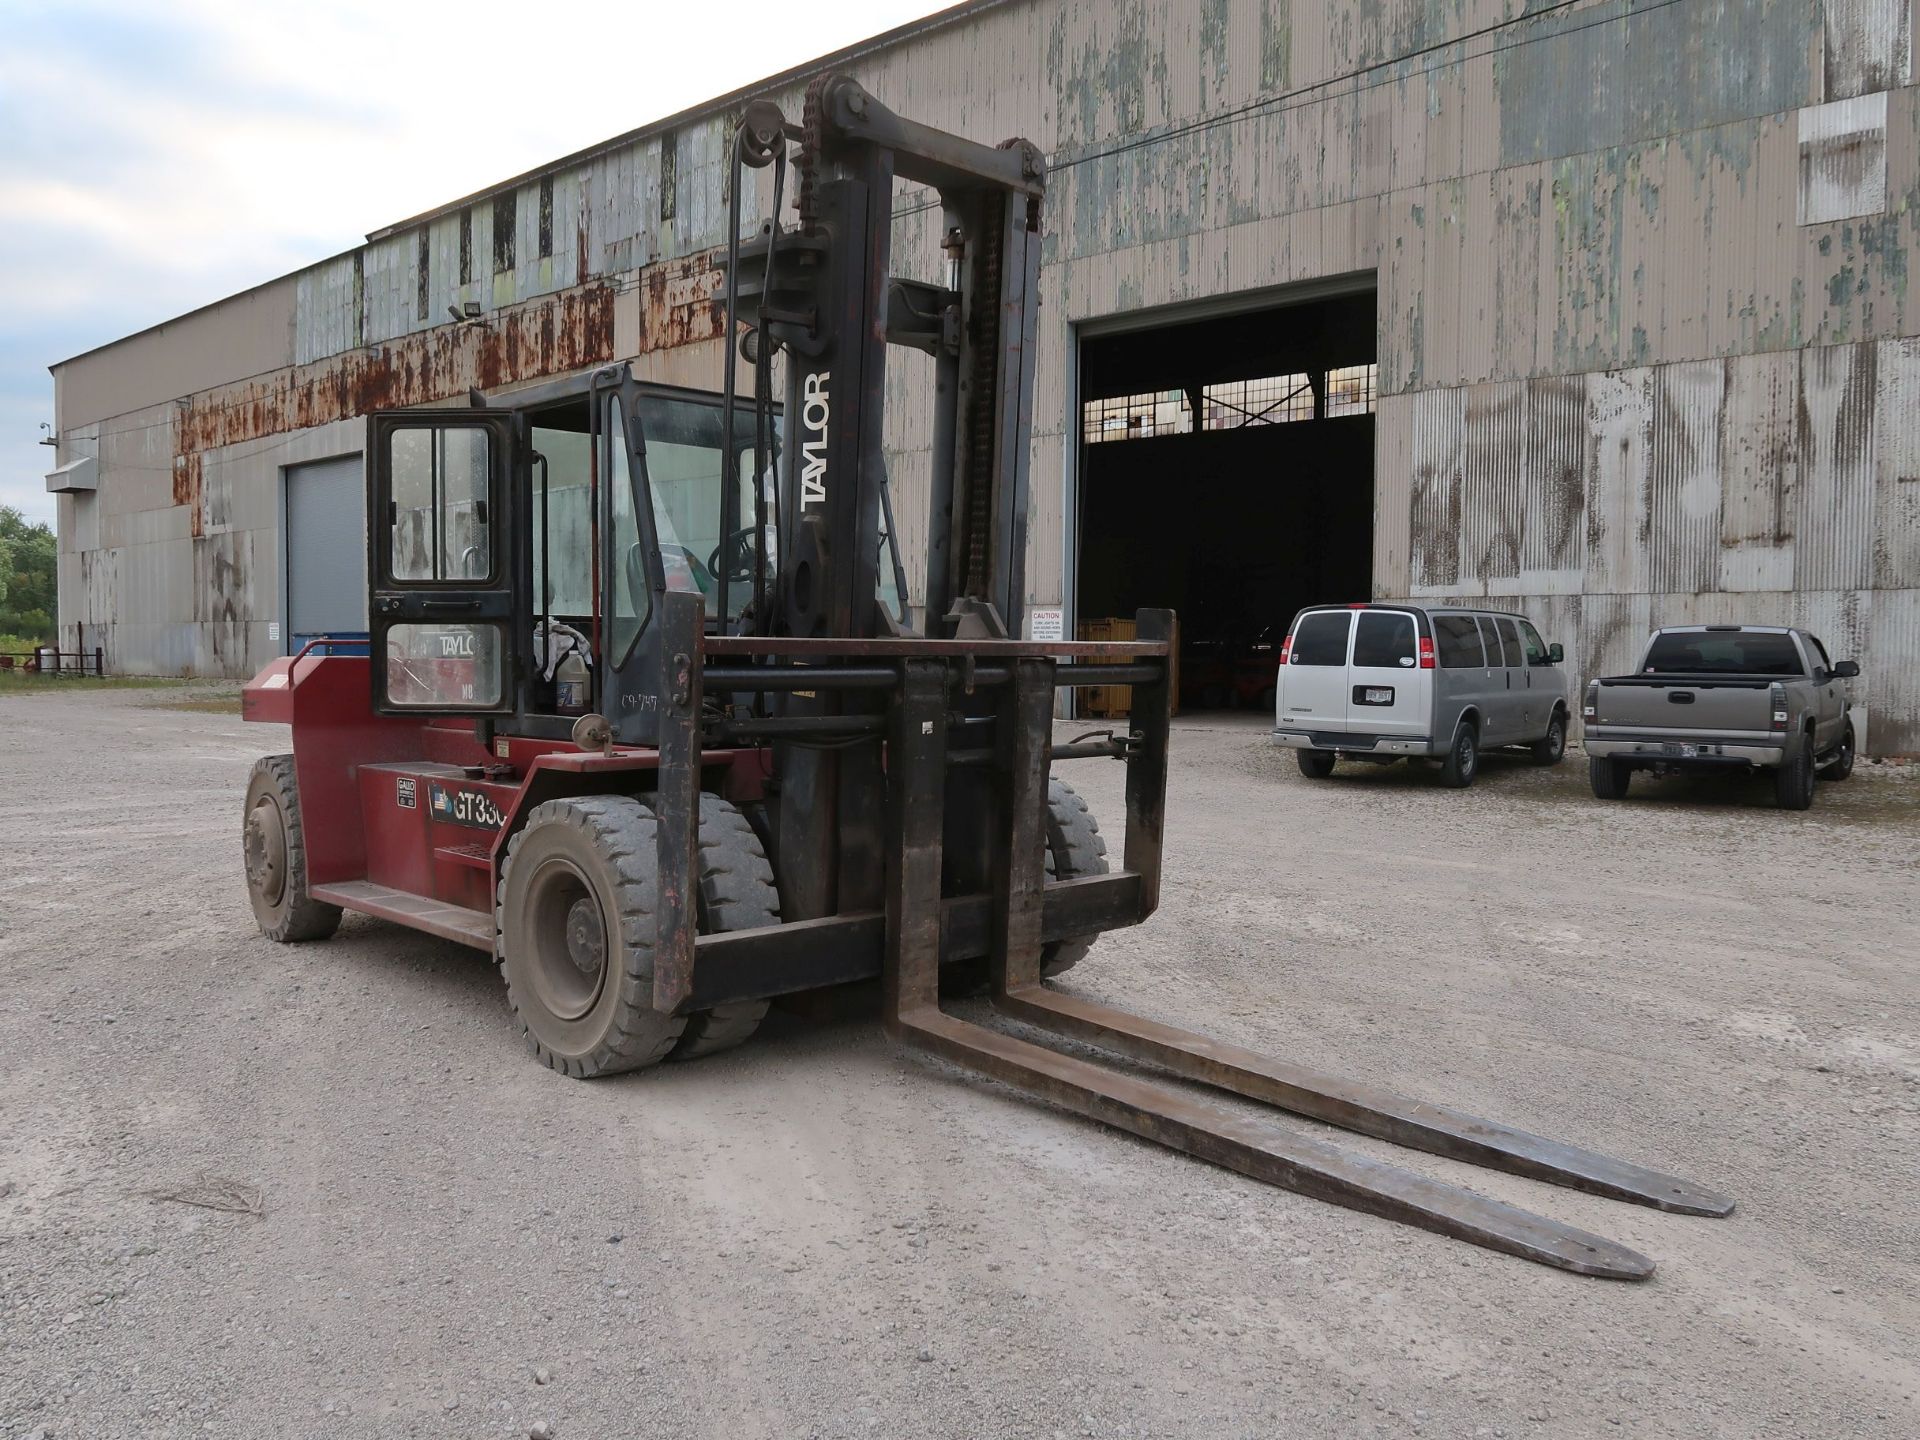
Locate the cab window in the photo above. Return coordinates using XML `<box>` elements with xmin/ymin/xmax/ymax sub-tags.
<box><xmin>608</xmin><ymin>400</ymin><xmax>651</xmax><ymax>664</ymax></box>
<box><xmin>1519</xmin><ymin>620</ymin><xmax>1549</xmax><ymax>665</ymax></box>
<box><xmin>388</xmin><ymin>425</ymin><xmax>492</xmax><ymax>582</ymax></box>
<box><xmin>637</xmin><ymin>393</ymin><xmax>775</xmax><ymax>623</ymax></box>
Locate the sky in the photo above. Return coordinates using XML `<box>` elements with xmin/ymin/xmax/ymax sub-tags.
<box><xmin>0</xmin><ymin>0</ymin><xmax>951</xmax><ymax>527</ymax></box>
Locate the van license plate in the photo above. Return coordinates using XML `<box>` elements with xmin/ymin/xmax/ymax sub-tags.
<box><xmin>1363</xmin><ymin>688</ymin><xmax>1393</xmax><ymax>704</ymax></box>
<box><xmin>1660</xmin><ymin>742</ymin><xmax>1697</xmax><ymax>757</ymax></box>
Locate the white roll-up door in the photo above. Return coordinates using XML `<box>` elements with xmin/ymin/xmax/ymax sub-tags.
<box><xmin>285</xmin><ymin>455</ymin><xmax>367</xmax><ymax>646</ymax></box>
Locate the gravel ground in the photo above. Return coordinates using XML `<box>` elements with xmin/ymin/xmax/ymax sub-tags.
<box><xmin>2</xmin><ymin>690</ymin><xmax>1916</xmax><ymax>1439</ymax></box>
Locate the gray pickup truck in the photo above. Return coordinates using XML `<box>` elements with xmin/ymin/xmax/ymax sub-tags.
<box><xmin>1583</xmin><ymin>625</ymin><xmax>1858</xmax><ymax>810</ymax></box>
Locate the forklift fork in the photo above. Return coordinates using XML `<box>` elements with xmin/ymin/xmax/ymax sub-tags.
<box><xmin>881</xmin><ymin>650</ymin><xmax>1733</xmax><ymax>1280</ymax></box>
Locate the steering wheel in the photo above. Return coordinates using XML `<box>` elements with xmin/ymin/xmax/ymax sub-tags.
<box><xmin>706</xmin><ymin>527</ymin><xmax>760</xmax><ymax>584</ymax></box>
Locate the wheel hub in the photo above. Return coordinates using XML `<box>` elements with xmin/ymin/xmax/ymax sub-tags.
<box><xmin>524</xmin><ymin>860</ymin><xmax>608</xmax><ymax>1022</ymax></box>
<box><xmin>565</xmin><ymin>896</ymin><xmax>606</xmax><ymax>977</ymax></box>
<box><xmin>244</xmin><ymin>802</ymin><xmax>287</xmax><ymax>906</ymax></box>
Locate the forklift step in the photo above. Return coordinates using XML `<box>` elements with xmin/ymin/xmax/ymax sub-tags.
<box><xmin>309</xmin><ymin>880</ymin><xmax>495</xmax><ymax>952</ymax></box>
<box><xmin>433</xmin><ymin>843</ymin><xmax>493</xmax><ymax>871</ymax></box>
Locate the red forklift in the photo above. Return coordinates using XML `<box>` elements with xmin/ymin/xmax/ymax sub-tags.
<box><xmin>241</xmin><ymin>77</ymin><xmax>1730</xmax><ymax>1276</ymax></box>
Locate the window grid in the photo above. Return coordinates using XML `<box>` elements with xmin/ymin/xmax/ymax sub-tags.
<box><xmin>1325</xmin><ymin>363</ymin><xmax>1378</xmax><ymax>416</ymax></box>
<box><xmin>1083</xmin><ymin>364</ymin><xmax>1377</xmax><ymax>445</ymax></box>
<box><xmin>1081</xmin><ymin>390</ymin><xmax>1193</xmax><ymax>445</ymax></box>
<box><xmin>1202</xmin><ymin>373</ymin><xmax>1314</xmax><ymax>429</ymax></box>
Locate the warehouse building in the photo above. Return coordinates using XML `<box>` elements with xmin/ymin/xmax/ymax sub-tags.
<box><xmin>46</xmin><ymin>0</ymin><xmax>1920</xmax><ymax>751</ymax></box>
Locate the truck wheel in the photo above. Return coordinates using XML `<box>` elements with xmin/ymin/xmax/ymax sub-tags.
<box><xmin>1040</xmin><ymin>778</ymin><xmax>1110</xmax><ymax>977</ymax></box>
<box><xmin>242</xmin><ymin>755</ymin><xmax>342</xmax><ymax>943</ymax></box>
<box><xmin>1529</xmin><ymin>710</ymin><xmax>1568</xmax><ymax>766</ymax></box>
<box><xmin>1588</xmin><ymin>756</ymin><xmax>1631</xmax><ymax>800</ymax></box>
<box><xmin>1774</xmin><ymin>736</ymin><xmax>1816</xmax><ymax>811</ymax></box>
<box><xmin>671</xmin><ymin>795</ymin><xmax>781</xmax><ymax>1060</ymax></box>
<box><xmin>1296</xmin><ymin>749</ymin><xmax>1338</xmax><ymax>779</ymax></box>
<box><xmin>1818</xmin><ymin>724</ymin><xmax>1855</xmax><ymax>781</ymax></box>
<box><xmin>1438</xmin><ymin>724</ymin><xmax>1479</xmax><ymax>789</ymax></box>
<box><xmin>496</xmin><ymin>796</ymin><xmax>686</xmax><ymax>1078</ymax></box>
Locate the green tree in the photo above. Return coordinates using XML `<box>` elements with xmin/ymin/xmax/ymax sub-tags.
<box><xmin>0</xmin><ymin>507</ymin><xmax>56</xmax><ymax>641</ymax></box>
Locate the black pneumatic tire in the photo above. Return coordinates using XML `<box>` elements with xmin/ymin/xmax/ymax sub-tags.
<box><xmin>1818</xmin><ymin>723</ymin><xmax>1856</xmax><ymax>781</ymax></box>
<box><xmin>1040</xmin><ymin>778</ymin><xmax>1111</xmax><ymax>977</ymax></box>
<box><xmin>1296</xmin><ymin>749</ymin><xmax>1338</xmax><ymax>779</ymax></box>
<box><xmin>1438</xmin><ymin>724</ymin><xmax>1479</xmax><ymax>789</ymax></box>
<box><xmin>1774</xmin><ymin>735</ymin><xmax>1816</xmax><ymax>811</ymax></box>
<box><xmin>1530</xmin><ymin>710</ymin><xmax>1568</xmax><ymax>766</ymax></box>
<box><xmin>1589</xmin><ymin>756</ymin><xmax>1631</xmax><ymax>800</ymax></box>
<box><xmin>496</xmin><ymin>796</ymin><xmax>686</xmax><ymax>1078</ymax></box>
<box><xmin>671</xmin><ymin>794</ymin><xmax>782</xmax><ymax>1060</ymax></box>
<box><xmin>242</xmin><ymin>755</ymin><xmax>342</xmax><ymax>943</ymax></box>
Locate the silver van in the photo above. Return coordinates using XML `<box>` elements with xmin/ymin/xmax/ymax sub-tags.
<box><xmin>1271</xmin><ymin>605</ymin><xmax>1572</xmax><ymax>787</ymax></box>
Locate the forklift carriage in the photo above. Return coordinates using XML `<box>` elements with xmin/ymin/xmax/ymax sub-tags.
<box><xmin>242</xmin><ymin>75</ymin><xmax>1729</xmax><ymax>1277</ymax></box>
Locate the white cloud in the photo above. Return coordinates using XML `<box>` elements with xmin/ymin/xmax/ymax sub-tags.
<box><xmin>0</xmin><ymin>0</ymin><xmax>950</xmax><ymax>524</ymax></box>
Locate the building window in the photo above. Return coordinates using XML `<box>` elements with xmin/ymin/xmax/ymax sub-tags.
<box><xmin>458</xmin><ymin>208</ymin><xmax>472</xmax><ymax>286</ymax></box>
<box><xmin>1203</xmin><ymin>374</ymin><xmax>1314</xmax><ymax>429</ymax></box>
<box><xmin>538</xmin><ymin>176</ymin><xmax>554</xmax><ymax>260</ymax></box>
<box><xmin>1082</xmin><ymin>390</ymin><xmax>1192</xmax><ymax>445</ymax></box>
<box><xmin>493</xmin><ymin>194</ymin><xmax>516</xmax><ymax>274</ymax></box>
<box><xmin>1325</xmin><ymin>363</ymin><xmax>1377</xmax><ymax>417</ymax></box>
<box><xmin>416</xmin><ymin>228</ymin><xmax>429</xmax><ymax>321</ymax></box>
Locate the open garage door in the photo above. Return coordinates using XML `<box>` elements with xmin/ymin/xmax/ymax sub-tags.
<box><xmin>1075</xmin><ymin>287</ymin><xmax>1376</xmax><ymax>712</ymax></box>
<box><xmin>285</xmin><ymin>454</ymin><xmax>367</xmax><ymax>652</ymax></box>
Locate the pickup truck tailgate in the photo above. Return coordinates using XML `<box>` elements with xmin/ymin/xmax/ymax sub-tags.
<box><xmin>1590</xmin><ymin>677</ymin><xmax>1774</xmax><ymax>740</ymax></box>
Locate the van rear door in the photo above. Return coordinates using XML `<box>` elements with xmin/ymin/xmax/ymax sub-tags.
<box><xmin>1348</xmin><ymin>609</ymin><xmax>1426</xmax><ymax>743</ymax></box>
<box><xmin>1278</xmin><ymin>609</ymin><xmax>1354</xmax><ymax>734</ymax></box>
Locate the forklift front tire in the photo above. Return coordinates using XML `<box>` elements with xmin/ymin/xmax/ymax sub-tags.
<box><xmin>243</xmin><ymin>755</ymin><xmax>342</xmax><ymax>944</ymax></box>
<box><xmin>669</xmin><ymin>794</ymin><xmax>782</xmax><ymax>1060</ymax></box>
<box><xmin>496</xmin><ymin>797</ymin><xmax>687</xmax><ymax>1078</ymax></box>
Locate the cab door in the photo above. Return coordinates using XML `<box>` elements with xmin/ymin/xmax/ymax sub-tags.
<box><xmin>368</xmin><ymin>410</ymin><xmax>518</xmax><ymax>714</ymax></box>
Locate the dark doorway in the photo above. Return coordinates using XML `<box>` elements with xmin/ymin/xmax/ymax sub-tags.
<box><xmin>1075</xmin><ymin>287</ymin><xmax>1377</xmax><ymax>711</ymax></box>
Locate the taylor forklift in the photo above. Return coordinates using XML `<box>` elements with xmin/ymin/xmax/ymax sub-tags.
<box><xmin>241</xmin><ymin>75</ymin><xmax>1731</xmax><ymax>1277</ymax></box>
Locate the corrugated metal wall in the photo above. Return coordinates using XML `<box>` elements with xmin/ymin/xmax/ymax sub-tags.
<box><xmin>51</xmin><ymin>0</ymin><xmax>1920</xmax><ymax>748</ymax></box>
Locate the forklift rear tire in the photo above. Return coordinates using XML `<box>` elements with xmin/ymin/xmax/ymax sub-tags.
<box><xmin>243</xmin><ymin>755</ymin><xmax>342</xmax><ymax>943</ymax></box>
<box><xmin>496</xmin><ymin>797</ymin><xmax>687</xmax><ymax>1078</ymax></box>
<box><xmin>669</xmin><ymin>795</ymin><xmax>781</xmax><ymax>1060</ymax></box>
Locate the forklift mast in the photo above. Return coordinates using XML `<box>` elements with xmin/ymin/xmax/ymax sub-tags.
<box><xmin>728</xmin><ymin>74</ymin><xmax>1044</xmax><ymax>642</ymax></box>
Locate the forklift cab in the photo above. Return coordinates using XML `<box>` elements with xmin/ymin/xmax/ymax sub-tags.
<box><xmin>367</xmin><ymin>367</ymin><xmax>779</xmax><ymax>747</ymax></box>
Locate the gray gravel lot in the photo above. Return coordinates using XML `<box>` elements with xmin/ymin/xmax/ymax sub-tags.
<box><xmin>2</xmin><ymin>690</ymin><xmax>1916</xmax><ymax>1439</ymax></box>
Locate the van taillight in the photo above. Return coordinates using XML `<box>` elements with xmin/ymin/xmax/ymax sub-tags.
<box><xmin>1279</xmin><ymin>636</ymin><xmax>1293</xmax><ymax>665</ymax></box>
<box><xmin>1417</xmin><ymin>637</ymin><xmax>1435</xmax><ymax>669</ymax></box>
